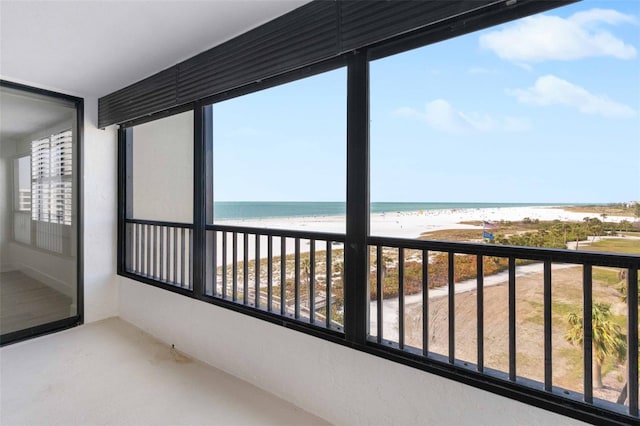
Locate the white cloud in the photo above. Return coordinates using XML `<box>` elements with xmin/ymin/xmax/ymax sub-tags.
<box><xmin>479</xmin><ymin>8</ymin><xmax>637</xmax><ymax>62</ymax></box>
<box><xmin>570</xmin><ymin>8</ymin><xmax>637</xmax><ymax>27</ymax></box>
<box><xmin>396</xmin><ymin>99</ymin><xmax>530</xmax><ymax>134</ymax></box>
<box><xmin>508</xmin><ymin>75</ymin><xmax>637</xmax><ymax>118</ymax></box>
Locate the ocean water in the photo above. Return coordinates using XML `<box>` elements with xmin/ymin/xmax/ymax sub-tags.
<box><xmin>213</xmin><ymin>201</ymin><xmax>566</xmax><ymax>221</ymax></box>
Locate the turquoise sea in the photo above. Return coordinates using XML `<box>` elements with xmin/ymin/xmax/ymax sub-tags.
<box><xmin>213</xmin><ymin>202</ymin><xmax>571</xmax><ymax>221</ymax></box>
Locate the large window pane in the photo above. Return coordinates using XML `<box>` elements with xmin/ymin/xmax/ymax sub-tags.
<box><xmin>211</xmin><ymin>68</ymin><xmax>347</xmax><ymax>231</ymax></box>
<box><xmin>126</xmin><ymin>111</ymin><xmax>195</xmax><ymax>289</ymax></box>
<box><xmin>205</xmin><ymin>68</ymin><xmax>347</xmax><ymax>327</ymax></box>
<box><xmin>370</xmin><ymin>1</ymin><xmax>639</xmax><ymax>241</ymax></box>
<box><xmin>369</xmin><ymin>0</ymin><xmax>639</xmax><ymax>406</ymax></box>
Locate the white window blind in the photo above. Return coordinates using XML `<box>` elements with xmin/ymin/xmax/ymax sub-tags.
<box><xmin>31</xmin><ymin>130</ymin><xmax>73</xmax><ymax>225</ymax></box>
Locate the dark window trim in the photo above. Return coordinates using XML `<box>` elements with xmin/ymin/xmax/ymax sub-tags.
<box><xmin>0</xmin><ymin>317</ymin><xmax>82</xmax><ymax>347</ymax></box>
<box><xmin>0</xmin><ymin>79</ymin><xmax>84</xmax><ymax>346</ymax></box>
<box><xmin>119</xmin><ymin>102</ymin><xmax>196</xmax><ymax>131</ymax></box>
<box><xmin>115</xmin><ymin>1</ymin><xmax>639</xmax><ymax>423</ymax></box>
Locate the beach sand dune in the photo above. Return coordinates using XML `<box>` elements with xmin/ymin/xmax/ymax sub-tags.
<box><xmin>213</xmin><ymin>206</ymin><xmax>629</xmax><ymax>264</ymax></box>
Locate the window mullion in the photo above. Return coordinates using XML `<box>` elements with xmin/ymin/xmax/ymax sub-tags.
<box><xmin>344</xmin><ymin>51</ymin><xmax>370</xmax><ymax>345</ymax></box>
<box><xmin>118</xmin><ymin>127</ymin><xmax>133</xmax><ymax>275</ymax></box>
<box><xmin>192</xmin><ymin>104</ymin><xmax>206</xmax><ymax>298</ymax></box>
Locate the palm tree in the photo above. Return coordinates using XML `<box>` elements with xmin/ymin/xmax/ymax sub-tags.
<box><xmin>617</xmin><ymin>270</ymin><xmax>639</xmax><ymax>305</ymax></box>
<box><xmin>300</xmin><ymin>258</ymin><xmax>311</xmax><ymax>286</ymax></box>
<box><xmin>333</xmin><ymin>260</ymin><xmax>344</xmax><ymax>286</ymax></box>
<box><xmin>381</xmin><ymin>254</ymin><xmax>394</xmax><ymax>281</ymax></box>
<box><xmin>565</xmin><ymin>302</ymin><xmax>627</xmax><ymax>389</ymax></box>
<box><xmin>619</xmin><ymin>220</ymin><xmax>632</xmax><ymax>233</ymax></box>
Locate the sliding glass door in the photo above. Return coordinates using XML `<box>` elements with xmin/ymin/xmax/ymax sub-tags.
<box><xmin>0</xmin><ymin>81</ymin><xmax>82</xmax><ymax>344</ymax></box>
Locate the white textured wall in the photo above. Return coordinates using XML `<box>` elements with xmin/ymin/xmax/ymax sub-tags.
<box><xmin>119</xmin><ymin>277</ymin><xmax>585</xmax><ymax>426</ymax></box>
<box><xmin>132</xmin><ymin>111</ymin><xmax>193</xmax><ymax>223</ymax></box>
<box><xmin>83</xmin><ymin>96</ymin><xmax>118</xmax><ymax>322</ymax></box>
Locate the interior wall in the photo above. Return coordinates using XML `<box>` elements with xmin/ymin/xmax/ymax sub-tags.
<box><xmin>0</xmin><ymin>138</ymin><xmax>17</xmax><ymax>271</ymax></box>
<box><xmin>119</xmin><ymin>277</ymin><xmax>585</xmax><ymax>426</ymax></box>
<box><xmin>6</xmin><ymin>243</ymin><xmax>75</xmax><ymax>295</ymax></box>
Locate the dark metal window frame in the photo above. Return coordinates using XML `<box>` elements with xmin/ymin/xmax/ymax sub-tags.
<box><xmin>0</xmin><ymin>79</ymin><xmax>84</xmax><ymax>346</ymax></box>
<box><xmin>116</xmin><ymin>1</ymin><xmax>639</xmax><ymax>424</ymax></box>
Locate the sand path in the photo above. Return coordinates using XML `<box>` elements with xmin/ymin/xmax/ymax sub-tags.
<box><xmin>370</xmin><ymin>261</ymin><xmax>578</xmax><ymax>343</ymax></box>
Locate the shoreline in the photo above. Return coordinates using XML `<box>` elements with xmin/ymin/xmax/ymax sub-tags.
<box><xmin>212</xmin><ymin>205</ymin><xmax>633</xmax><ymax>265</ymax></box>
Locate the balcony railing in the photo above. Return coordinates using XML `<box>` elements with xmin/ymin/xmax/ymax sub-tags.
<box><xmin>205</xmin><ymin>224</ymin><xmax>346</xmax><ymax>332</ymax></box>
<box><xmin>122</xmin><ymin>218</ymin><xmax>639</xmax><ymax>423</ymax></box>
<box><xmin>125</xmin><ymin>219</ymin><xmax>193</xmax><ymax>289</ymax></box>
<box><xmin>368</xmin><ymin>235</ymin><xmax>639</xmax><ymax>420</ymax></box>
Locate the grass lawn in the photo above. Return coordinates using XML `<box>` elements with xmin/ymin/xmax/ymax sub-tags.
<box><xmin>579</xmin><ymin>238</ymin><xmax>640</xmax><ymax>255</ymax></box>
<box><xmin>418</xmin><ymin>229</ymin><xmax>483</xmax><ymax>242</ymax></box>
<box><xmin>558</xmin><ymin>205</ymin><xmax>636</xmax><ymax>217</ymax></box>
<box><xmin>592</xmin><ymin>267</ymin><xmax>623</xmax><ymax>287</ymax></box>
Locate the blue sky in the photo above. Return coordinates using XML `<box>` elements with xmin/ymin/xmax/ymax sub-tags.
<box><xmin>214</xmin><ymin>0</ymin><xmax>639</xmax><ymax>203</ymax></box>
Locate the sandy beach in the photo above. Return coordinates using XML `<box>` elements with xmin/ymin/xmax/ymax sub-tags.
<box><xmin>213</xmin><ymin>206</ymin><xmax>631</xmax><ymax>264</ymax></box>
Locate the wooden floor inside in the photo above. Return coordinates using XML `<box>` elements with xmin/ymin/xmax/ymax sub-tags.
<box><xmin>0</xmin><ymin>270</ymin><xmax>73</xmax><ymax>335</ymax></box>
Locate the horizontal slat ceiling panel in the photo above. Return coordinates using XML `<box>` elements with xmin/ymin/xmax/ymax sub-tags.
<box><xmin>339</xmin><ymin>1</ymin><xmax>496</xmax><ymax>51</ymax></box>
<box><xmin>98</xmin><ymin>0</ymin><xmax>571</xmax><ymax>128</ymax></box>
<box><xmin>176</xmin><ymin>1</ymin><xmax>337</xmax><ymax>104</ymax></box>
<box><xmin>99</xmin><ymin>67</ymin><xmax>177</xmax><ymax>128</ymax></box>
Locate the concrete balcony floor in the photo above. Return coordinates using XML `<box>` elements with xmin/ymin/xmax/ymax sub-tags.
<box><xmin>0</xmin><ymin>318</ymin><xmax>329</xmax><ymax>425</ymax></box>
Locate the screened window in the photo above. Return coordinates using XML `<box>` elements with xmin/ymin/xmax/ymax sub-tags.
<box><xmin>131</xmin><ymin>111</ymin><xmax>194</xmax><ymax>223</ymax></box>
<box><xmin>368</xmin><ymin>0</ymin><xmax>639</xmax><ymax>410</ymax></box>
<box><xmin>210</xmin><ymin>67</ymin><xmax>347</xmax><ymax>231</ymax></box>
<box><xmin>123</xmin><ymin>110</ymin><xmax>195</xmax><ymax>290</ymax></box>
<box><xmin>14</xmin><ymin>156</ymin><xmax>31</xmax><ymax>212</ymax></box>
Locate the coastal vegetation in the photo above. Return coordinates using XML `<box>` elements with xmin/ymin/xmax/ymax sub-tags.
<box><xmin>395</xmin><ymin>217</ymin><xmax>640</xmax><ymax>304</ymax></box>
<box><xmin>217</xmin><ymin>215</ymin><xmax>639</xmax><ymax>330</ymax></box>
<box><xmin>492</xmin><ymin>217</ymin><xmax>639</xmax><ymax>249</ymax></box>
<box><xmin>368</xmin><ymin>251</ymin><xmax>513</xmax><ymax>300</ymax></box>
<box><xmin>216</xmin><ymin>247</ymin><xmax>346</xmax><ymax>327</ymax></box>
<box><xmin>558</xmin><ymin>202</ymin><xmax>640</xmax><ymax>219</ymax></box>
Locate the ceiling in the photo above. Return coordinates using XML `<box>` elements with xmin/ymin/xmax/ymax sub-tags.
<box><xmin>0</xmin><ymin>87</ymin><xmax>75</xmax><ymax>142</ymax></box>
<box><xmin>0</xmin><ymin>0</ymin><xmax>311</xmax><ymax>99</ymax></box>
